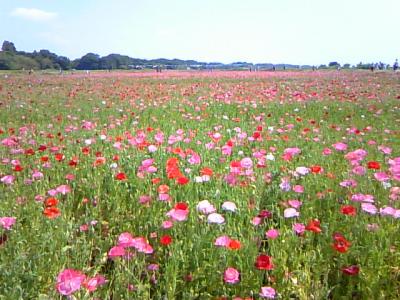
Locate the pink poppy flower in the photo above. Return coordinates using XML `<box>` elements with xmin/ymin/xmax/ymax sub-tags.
<box><xmin>56</xmin><ymin>185</ymin><xmax>71</xmax><ymax>195</ymax></box>
<box><xmin>118</xmin><ymin>232</ymin><xmax>134</xmax><ymax>247</ymax></box>
<box><xmin>0</xmin><ymin>217</ymin><xmax>16</xmax><ymax>230</ymax></box>
<box><xmin>1</xmin><ymin>175</ymin><xmax>15</xmax><ymax>185</ymax></box>
<box><xmin>293</xmin><ymin>223</ymin><xmax>305</xmax><ymax>235</ymax></box>
<box><xmin>293</xmin><ymin>185</ymin><xmax>304</xmax><ymax>193</ymax></box>
<box><xmin>223</xmin><ymin>267</ymin><xmax>240</xmax><ymax>284</ymax></box>
<box><xmin>240</xmin><ymin>157</ymin><xmax>253</xmax><ymax>169</ymax></box>
<box><xmin>265</xmin><ymin>229</ymin><xmax>279</xmax><ymax>239</ymax></box>
<box><xmin>196</xmin><ymin>200</ymin><xmax>216</xmax><ymax>215</ymax></box>
<box><xmin>56</xmin><ymin>269</ymin><xmax>86</xmax><ymax>296</ymax></box>
<box><xmin>83</xmin><ymin>275</ymin><xmax>106</xmax><ymax>292</ymax></box>
<box><xmin>374</xmin><ymin>172</ymin><xmax>390</xmax><ymax>182</ymax></box>
<box><xmin>288</xmin><ymin>199</ymin><xmax>302</xmax><ymax>209</ymax></box>
<box><xmin>380</xmin><ymin>206</ymin><xmax>396</xmax><ymax>217</ymax></box>
<box><xmin>260</xmin><ymin>286</ymin><xmax>276</xmax><ymax>298</ymax></box>
<box><xmin>361</xmin><ymin>203</ymin><xmax>377</xmax><ymax>215</ymax></box>
<box><xmin>332</xmin><ymin>142</ymin><xmax>347</xmax><ymax>151</ymax></box>
<box><xmin>166</xmin><ymin>208</ymin><xmax>189</xmax><ymax>222</ymax></box>
<box><xmin>322</xmin><ymin>148</ymin><xmax>332</xmax><ymax>155</ymax></box>
<box><xmin>215</xmin><ymin>235</ymin><xmax>231</xmax><ymax>247</ymax></box>
<box><xmin>108</xmin><ymin>246</ymin><xmax>126</xmax><ymax>258</ymax></box>
<box><xmin>352</xmin><ymin>166</ymin><xmax>366</xmax><ymax>176</ymax></box>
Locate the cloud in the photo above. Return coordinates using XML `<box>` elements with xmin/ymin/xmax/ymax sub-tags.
<box><xmin>11</xmin><ymin>8</ymin><xmax>57</xmax><ymax>22</ymax></box>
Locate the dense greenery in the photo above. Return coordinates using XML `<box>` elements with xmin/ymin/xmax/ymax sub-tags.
<box><xmin>0</xmin><ymin>40</ymin><xmax>395</xmax><ymax>71</ymax></box>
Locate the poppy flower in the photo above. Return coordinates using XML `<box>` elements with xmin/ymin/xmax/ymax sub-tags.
<box><xmin>43</xmin><ymin>206</ymin><xmax>61</xmax><ymax>219</ymax></box>
<box><xmin>115</xmin><ymin>172</ymin><xmax>127</xmax><ymax>181</ymax></box>
<box><xmin>13</xmin><ymin>165</ymin><xmax>23</xmax><ymax>172</ymax></box>
<box><xmin>342</xmin><ymin>265</ymin><xmax>360</xmax><ymax>276</ymax></box>
<box><xmin>367</xmin><ymin>161</ymin><xmax>380</xmax><ymax>170</ymax></box>
<box><xmin>310</xmin><ymin>165</ymin><xmax>322</xmax><ymax>174</ymax></box>
<box><xmin>160</xmin><ymin>235</ymin><xmax>172</xmax><ymax>246</ymax></box>
<box><xmin>83</xmin><ymin>275</ymin><xmax>106</xmax><ymax>292</ymax></box>
<box><xmin>340</xmin><ymin>205</ymin><xmax>357</xmax><ymax>216</ymax></box>
<box><xmin>305</xmin><ymin>219</ymin><xmax>322</xmax><ymax>233</ymax></box>
<box><xmin>332</xmin><ymin>233</ymin><xmax>351</xmax><ymax>253</ymax></box>
<box><xmin>200</xmin><ymin>167</ymin><xmax>213</xmax><ymax>176</ymax></box>
<box><xmin>255</xmin><ymin>254</ymin><xmax>274</xmax><ymax>270</ymax></box>
<box><xmin>223</xmin><ymin>267</ymin><xmax>240</xmax><ymax>284</ymax></box>
<box><xmin>176</xmin><ymin>176</ymin><xmax>189</xmax><ymax>185</ymax></box>
<box><xmin>56</xmin><ymin>269</ymin><xmax>86</xmax><ymax>295</ymax></box>
<box><xmin>227</xmin><ymin>239</ymin><xmax>241</xmax><ymax>250</ymax></box>
<box><xmin>55</xmin><ymin>153</ymin><xmax>65</xmax><ymax>161</ymax></box>
<box><xmin>45</xmin><ymin>197</ymin><xmax>59</xmax><ymax>207</ymax></box>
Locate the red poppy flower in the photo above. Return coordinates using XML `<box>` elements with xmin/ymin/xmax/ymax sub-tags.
<box><xmin>340</xmin><ymin>205</ymin><xmax>357</xmax><ymax>216</ymax></box>
<box><xmin>55</xmin><ymin>153</ymin><xmax>65</xmax><ymax>161</ymax></box>
<box><xmin>255</xmin><ymin>254</ymin><xmax>274</xmax><ymax>270</ymax></box>
<box><xmin>228</xmin><ymin>239</ymin><xmax>241</xmax><ymax>250</ymax></box>
<box><xmin>25</xmin><ymin>148</ymin><xmax>35</xmax><ymax>156</ymax></box>
<box><xmin>43</xmin><ymin>206</ymin><xmax>61</xmax><ymax>219</ymax></box>
<box><xmin>115</xmin><ymin>172</ymin><xmax>127</xmax><ymax>181</ymax></box>
<box><xmin>176</xmin><ymin>176</ymin><xmax>189</xmax><ymax>185</ymax></box>
<box><xmin>310</xmin><ymin>165</ymin><xmax>322</xmax><ymax>174</ymax></box>
<box><xmin>342</xmin><ymin>265</ymin><xmax>360</xmax><ymax>276</ymax></box>
<box><xmin>200</xmin><ymin>167</ymin><xmax>213</xmax><ymax>176</ymax></box>
<box><xmin>160</xmin><ymin>235</ymin><xmax>172</xmax><ymax>246</ymax></box>
<box><xmin>41</xmin><ymin>155</ymin><xmax>49</xmax><ymax>162</ymax></box>
<box><xmin>13</xmin><ymin>165</ymin><xmax>23</xmax><ymax>172</ymax></box>
<box><xmin>305</xmin><ymin>219</ymin><xmax>322</xmax><ymax>233</ymax></box>
<box><xmin>332</xmin><ymin>233</ymin><xmax>351</xmax><ymax>253</ymax></box>
<box><xmin>175</xmin><ymin>202</ymin><xmax>188</xmax><ymax>210</ymax></box>
<box><xmin>45</xmin><ymin>197</ymin><xmax>59</xmax><ymax>207</ymax></box>
<box><xmin>82</xmin><ymin>147</ymin><xmax>90</xmax><ymax>155</ymax></box>
<box><xmin>367</xmin><ymin>161</ymin><xmax>380</xmax><ymax>170</ymax></box>
<box><xmin>252</xmin><ymin>131</ymin><xmax>261</xmax><ymax>139</ymax></box>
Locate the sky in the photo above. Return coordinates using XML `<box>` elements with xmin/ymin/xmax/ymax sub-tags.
<box><xmin>1</xmin><ymin>0</ymin><xmax>399</xmax><ymax>65</ymax></box>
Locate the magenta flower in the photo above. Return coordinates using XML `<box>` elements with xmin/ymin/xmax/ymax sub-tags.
<box><xmin>56</xmin><ymin>269</ymin><xmax>86</xmax><ymax>296</ymax></box>
<box><xmin>83</xmin><ymin>275</ymin><xmax>106</xmax><ymax>292</ymax></box>
<box><xmin>293</xmin><ymin>223</ymin><xmax>305</xmax><ymax>235</ymax></box>
<box><xmin>265</xmin><ymin>229</ymin><xmax>279</xmax><ymax>239</ymax></box>
<box><xmin>0</xmin><ymin>217</ymin><xmax>16</xmax><ymax>230</ymax></box>
<box><xmin>293</xmin><ymin>185</ymin><xmax>304</xmax><ymax>193</ymax></box>
<box><xmin>223</xmin><ymin>267</ymin><xmax>240</xmax><ymax>284</ymax></box>
<box><xmin>166</xmin><ymin>208</ymin><xmax>189</xmax><ymax>222</ymax></box>
<box><xmin>108</xmin><ymin>246</ymin><xmax>126</xmax><ymax>258</ymax></box>
<box><xmin>332</xmin><ymin>142</ymin><xmax>347</xmax><ymax>151</ymax></box>
<box><xmin>374</xmin><ymin>172</ymin><xmax>390</xmax><ymax>182</ymax></box>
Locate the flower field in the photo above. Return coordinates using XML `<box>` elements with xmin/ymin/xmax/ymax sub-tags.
<box><xmin>0</xmin><ymin>70</ymin><xmax>399</xmax><ymax>299</ymax></box>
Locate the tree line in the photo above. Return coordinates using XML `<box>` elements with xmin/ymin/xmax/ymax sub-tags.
<box><xmin>0</xmin><ymin>40</ymin><xmax>396</xmax><ymax>71</ymax></box>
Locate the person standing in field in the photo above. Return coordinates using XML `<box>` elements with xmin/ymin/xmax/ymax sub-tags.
<box><xmin>394</xmin><ymin>59</ymin><xmax>399</xmax><ymax>72</ymax></box>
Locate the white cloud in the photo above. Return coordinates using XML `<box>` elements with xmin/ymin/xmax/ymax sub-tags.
<box><xmin>11</xmin><ymin>8</ymin><xmax>57</xmax><ymax>22</ymax></box>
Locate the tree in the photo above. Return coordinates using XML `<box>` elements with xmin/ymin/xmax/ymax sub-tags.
<box><xmin>75</xmin><ymin>53</ymin><xmax>101</xmax><ymax>70</ymax></box>
<box><xmin>1</xmin><ymin>41</ymin><xmax>17</xmax><ymax>53</ymax></box>
<box><xmin>328</xmin><ymin>61</ymin><xmax>340</xmax><ymax>67</ymax></box>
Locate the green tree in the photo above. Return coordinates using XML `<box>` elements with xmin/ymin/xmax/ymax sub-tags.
<box><xmin>1</xmin><ymin>41</ymin><xmax>17</xmax><ymax>53</ymax></box>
